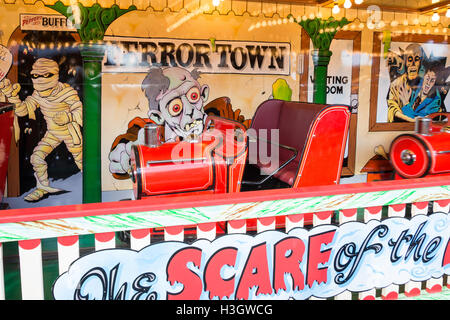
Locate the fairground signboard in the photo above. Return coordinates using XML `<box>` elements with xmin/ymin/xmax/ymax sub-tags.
<box><xmin>20</xmin><ymin>14</ymin><xmax>76</xmax><ymax>32</ymax></box>
<box><xmin>52</xmin><ymin>212</ymin><xmax>450</xmax><ymax>300</ymax></box>
<box><xmin>102</xmin><ymin>36</ymin><xmax>291</xmax><ymax>75</ymax></box>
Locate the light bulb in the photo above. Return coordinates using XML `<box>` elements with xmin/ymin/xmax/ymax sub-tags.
<box><xmin>446</xmin><ymin>8</ymin><xmax>450</xmax><ymax>18</ymax></box>
<box><xmin>432</xmin><ymin>12</ymin><xmax>440</xmax><ymax>22</ymax></box>
<box><xmin>344</xmin><ymin>0</ymin><xmax>352</xmax><ymax>9</ymax></box>
<box><xmin>354</xmin><ymin>0</ymin><xmax>363</xmax><ymax>4</ymax></box>
<box><xmin>332</xmin><ymin>4</ymin><xmax>340</xmax><ymax>14</ymax></box>
<box><xmin>212</xmin><ymin>0</ymin><xmax>220</xmax><ymax>6</ymax></box>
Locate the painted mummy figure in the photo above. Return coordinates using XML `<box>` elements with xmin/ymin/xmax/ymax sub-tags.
<box><xmin>0</xmin><ymin>58</ymin><xmax>83</xmax><ymax>202</ymax></box>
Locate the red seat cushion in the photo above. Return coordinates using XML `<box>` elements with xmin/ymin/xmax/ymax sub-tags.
<box><xmin>273</xmin><ymin>160</ymin><xmax>299</xmax><ymax>186</ymax></box>
<box><xmin>250</xmin><ymin>100</ymin><xmax>326</xmax><ymax>186</ymax></box>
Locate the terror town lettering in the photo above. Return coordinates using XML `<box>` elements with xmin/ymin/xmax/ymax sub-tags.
<box><xmin>52</xmin><ymin>212</ymin><xmax>450</xmax><ymax>300</ymax></box>
<box><xmin>103</xmin><ymin>36</ymin><xmax>291</xmax><ymax>75</ymax></box>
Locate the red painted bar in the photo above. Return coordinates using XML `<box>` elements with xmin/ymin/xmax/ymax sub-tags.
<box><xmin>0</xmin><ymin>175</ymin><xmax>448</xmax><ymax>225</ymax></box>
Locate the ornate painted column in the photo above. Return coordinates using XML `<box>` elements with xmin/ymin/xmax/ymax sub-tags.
<box><xmin>48</xmin><ymin>1</ymin><xmax>136</xmax><ymax>203</ymax></box>
<box><xmin>290</xmin><ymin>16</ymin><xmax>350</xmax><ymax>104</ymax></box>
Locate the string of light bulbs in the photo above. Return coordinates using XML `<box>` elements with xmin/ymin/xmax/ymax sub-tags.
<box><xmin>332</xmin><ymin>0</ymin><xmax>364</xmax><ymax>14</ymax></box>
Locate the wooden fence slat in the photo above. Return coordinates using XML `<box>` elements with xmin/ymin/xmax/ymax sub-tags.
<box><xmin>363</xmin><ymin>206</ymin><xmax>382</xmax><ymax>222</ymax></box>
<box><xmin>57</xmin><ymin>235</ymin><xmax>79</xmax><ymax>275</ymax></box>
<box><xmin>434</xmin><ymin>199</ymin><xmax>450</xmax><ymax>213</ymax></box>
<box><xmin>227</xmin><ymin>219</ymin><xmax>246</xmax><ymax>234</ymax></box>
<box><xmin>411</xmin><ymin>201</ymin><xmax>429</xmax><ymax>216</ymax></box>
<box><xmin>164</xmin><ymin>226</ymin><xmax>184</xmax><ymax>241</ymax></box>
<box><xmin>197</xmin><ymin>222</ymin><xmax>216</xmax><ymax>241</ymax></box>
<box><xmin>130</xmin><ymin>229</ymin><xmax>151</xmax><ymax>250</ymax></box>
<box><xmin>18</xmin><ymin>239</ymin><xmax>44</xmax><ymax>300</ymax></box>
<box><xmin>257</xmin><ymin>217</ymin><xmax>276</xmax><ymax>232</ymax></box>
<box><xmin>338</xmin><ymin>208</ymin><xmax>357</xmax><ymax>225</ymax></box>
<box><xmin>285</xmin><ymin>214</ymin><xmax>304</xmax><ymax>232</ymax></box>
<box><xmin>313</xmin><ymin>211</ymin><xmax>332</xmax><ymax>226</ymax></box>
<box><xmin>95</xmin><ymin>232</ymin><xmax>116</xmax><ymax>251</ymax></box>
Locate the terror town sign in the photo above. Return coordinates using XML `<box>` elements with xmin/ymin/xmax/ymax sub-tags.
<box><xmin>102</xmin><ymin>36</ymin><xmax>291</xmax><ymax>75</ymax></box>
<box><xmin>52</xmin><ymin>212</ymin><xmax>450</xmax><ymax>300</ymax></box>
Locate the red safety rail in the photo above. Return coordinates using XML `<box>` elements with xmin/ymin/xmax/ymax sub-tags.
<box><xmin>0</xmin><ymin>175</ymin><xmax>449</xmax><ymax>300</ymax></box>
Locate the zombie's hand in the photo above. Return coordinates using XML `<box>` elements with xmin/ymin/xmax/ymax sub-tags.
<box><xmin>0</xmin><ymin>78</ymin><xmax>20</xmax><ymax>98</ymax></box>
<box><xmin>53</xmin><ymin>111</ymin><xmax>71</xmax><ymax>126</ymax></box>
<box><xmin>109</xmin><ymin>142</ymin><xmax>131</xmax><ymax>175</ymax></box>
<box><xmin>109</xmin><ymin>128</ymin><xmax>145</xmax><ymax>176</ymax></box>
<box><xmin>398</xmin><ymin>83</ymin><xmax>412</xmax><ymax>106</ymax></box>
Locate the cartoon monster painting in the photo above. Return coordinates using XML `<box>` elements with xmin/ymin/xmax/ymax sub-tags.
<box><xmin>386</xmin><ymin>43</ymin><xmax>450</xmax><ymax>122</ymax></box>
<box><xmin>109</xmin><ymin>66</ymin><xmax>210</xmax><ymax>179</ymax></box>
<box><xmin>0</xmin><ymin>58</ymin><xmax>83</xmax><ymax>202</ymax></box>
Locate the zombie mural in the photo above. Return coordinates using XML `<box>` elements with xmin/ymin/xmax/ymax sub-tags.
<box><xmin>108</xmin><ymin>65</ymin><xmax>287</xmax><ymax>181</ymax></box>
<box><xmin>109</xmin><ymin>66</ymin><xmax>210</xmax><ymax>179</ymax></box>
<box><xmin>0</xmin><ymin>57</ymin><xmax>83</xmax><ymax>202</ymax></box>
<box><xmin>386</xmin><ymin>43</ymin><xmax>450</xmax><ymax>122</ymax></box>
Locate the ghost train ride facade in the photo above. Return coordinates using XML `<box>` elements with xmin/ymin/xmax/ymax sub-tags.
<box><xmin>0</xmin><ymin>0</ymin><xmax>449</xmax><ymax>301</ymax></box>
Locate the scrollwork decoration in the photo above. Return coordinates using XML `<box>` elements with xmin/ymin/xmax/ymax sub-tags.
<box><xmin>47</xmin><ymin>1</ymin><xmax>136</xmax><ymax>42</ymax></box>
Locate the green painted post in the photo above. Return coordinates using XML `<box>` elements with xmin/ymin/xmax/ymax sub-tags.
<box><xmin>289</xmin><ymin>15</ymin><xmax>350</xmax><ymax>104</ymax></box>
<box><xmin>311</xmin><ymin>49</ymin><xmax>332</xmax><ymax>104</ymax></box>
<box><xmin>79</xmin><ymin>43</ymin><xmax>104</xmax><ymax>203</ymax></box>
<box><xmin>48</xmin><ymin>1</ymin><xmax>136</xmax><ymax>203</ymax></box>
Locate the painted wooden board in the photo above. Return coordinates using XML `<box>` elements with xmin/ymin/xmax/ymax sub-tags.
<box><xmin>0</xmin><ymin>182</ymin><xmax>449</xmax><ymax>243</ymax></box>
